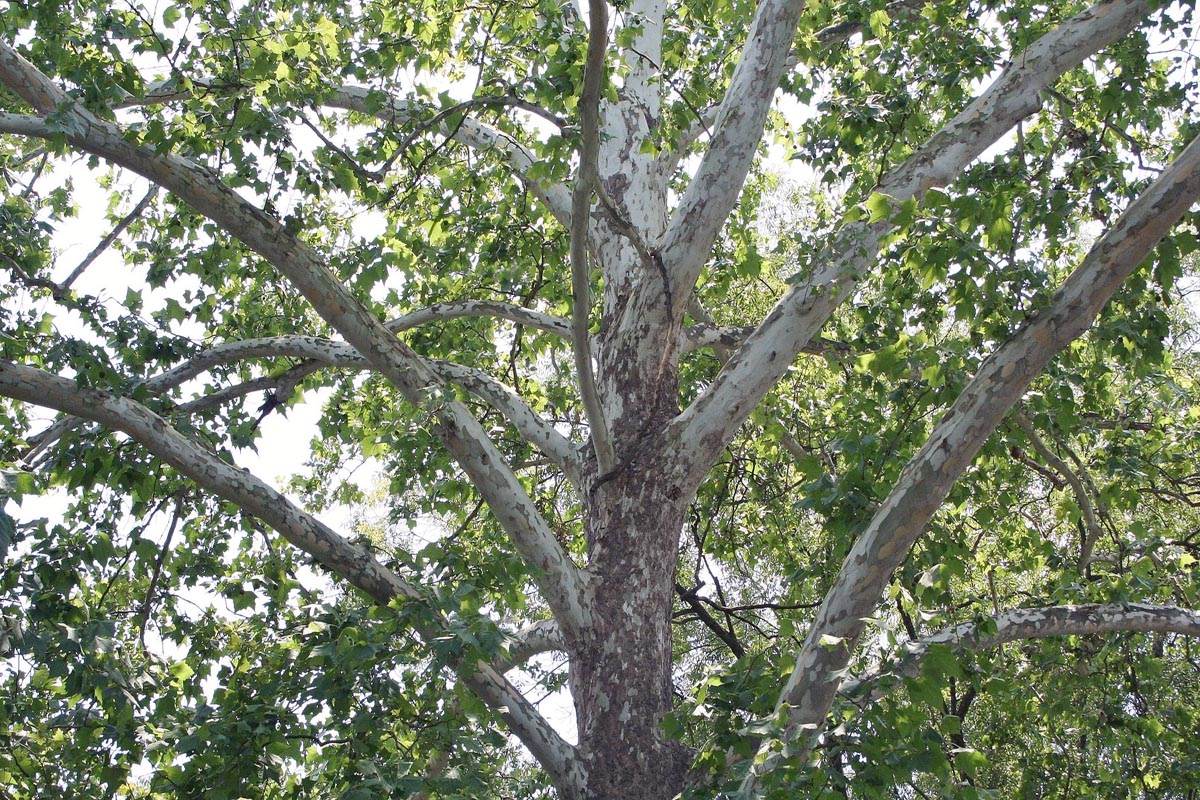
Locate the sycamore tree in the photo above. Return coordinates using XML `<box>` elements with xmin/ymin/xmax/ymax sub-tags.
<box><xmin>3</xmin><ymin>0</ymin><xmax>1200</xmax><ymax>797</ymax></box>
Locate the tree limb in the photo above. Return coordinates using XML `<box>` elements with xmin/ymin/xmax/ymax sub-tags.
<box><xmin>0</xmin><ymin>358</ymin><xmax>583</xmax><ymax>788</ymax></box>
<box><xmin>116</xmin><ymin>78</ymin><xmax>573</xmax><ymax>228</ymax></box>
<box><xmin>0</xmin><ymin>358</ymin><xmax>422</xmax><ymax>604</ymax></box>
<box><xmin>322</xmin><ymin>86</ymin><xmax>573</xmax><ymax>228</ymax></box>
<box><xmin>670</xmin><ymin>0</ymin><xmax>1155</xmax><ymax>489</ymax></box>
<box><xmin>385</xmin><ymin>299</ymin><xmax>573</xmax><ymax>338</ymax></box>
<box><xmin>1013</xmin><ymin>411</ymin><xmax>1105</xmax><ymax>574</ymax></box>
<box><xmin>568</xmin><ymin>0</ymin><xmax>617</xmax><ymax>475</ymax></box>
<box><xmin>841</xmin><ymin>603</ymin><xmax>1200</xmax><ymax>704</ymax></box>
<box><xmin>61</xmin><ymin>186</ymin><xmax>158</xmax><ymax>291</ymax></box>
<box><xmin>657</xmin><ymin>0</ymin><xmax>807</xmax><ymax>315</ymax></box>
<box><xmin>740</xmin><ymin>127</ymin><xmax>1200</xmax><ymax>790</ymax></box>
<box><xmin>497</xmin><ymin>618</ymin><xmax>566</xmax><ymax>673</ymax></box>
<box><xmin>658</xmin><ymin>0</ymin><xmax>923</xmax><ymax>177</ymax></box>
<box><xmin>0</xmin><ymin>42</ymin><xmax>592</xmax><ymax>646</ymax></box>
<box><xmin>24</xmin><ymin>334</ymin><xmax>583</xmax><ymax>488</ymax></box>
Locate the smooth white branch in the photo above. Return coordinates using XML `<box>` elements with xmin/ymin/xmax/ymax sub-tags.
<box><xmin>497</xmin><ymin>618</ymin><xmax>566</xmax><ymax>673</ymax></box>
<box><xmin>0</xmin><ymin>42</ymin><xmax>592</xmax><ymax>646</ymax></box>
<box><xmin>741</xmin><ymin>128</ymin><xmax>1200</xmax><ymax>790</ymax></box>
<box><xmin>657</xmin><ymin>0</ymin><xmax>808</xmax><ymax>316</ymax></box>
<box><xmin>841</xmin><ymin>603</ymin><xmax>1200</xmax><ymax>703</ymax></box>
<box><xmin>670</xmin><ymin>0</ymin><xmax>1155</xmax><ymax>488</ymax></box>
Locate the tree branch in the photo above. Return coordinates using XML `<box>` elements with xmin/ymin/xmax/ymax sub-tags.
<box><xmin>116</xmin><ymin>78</ymin><xmax>573</xmax><ymax>228</ymax></box>
<box><xmin>430</xmin><ymin>359</ymin><xmax>583</xmax><ymax>486</ymax></box>
<box><xmin>25</xmin><ymin>334</ymin><xmax>583</xmax><ymax>487</ymax></box>
<box><xmin>463</xmin><ymin>662</ymin><xmax>584</xmax><ymax>795</ymax></box>
<box><xmin>1013</xmin><ymin>411</ymin><xmax>1104</xmax><ymax>574</ymax></box>
<box><xmin>386</xmin><ymin>300</ymin><xmax>572</xmax><ymax>339</ymax></box>
<box><xmin>568</xmin><ymin>0</ymin><xmax>616</xmax><ymax>475</ymax></box>
<box><xmin>670</xmin><ymin>0</ymin><xmax>1155</xmax><ymax>489</ymax></box>
<box><xmin>841</xmin><ymin>603</ymin><xmax>1200</xmax><ymax>703</ymax></box>
<box><xmin>740</xmin><ymin>127</ymin><xmax>1200</xmax><ymax>790</ymax></box>
<box><xmin>657</xmin><ymin>0</ymin><xmax>924</xmax><ymax>177</ymax></box>
<box><xmin>497</xmin><ymin>618</ymin><xmax>566</xmax><ymax>673</ymax></box>
<box><xmin>0</xmin><ymin>359</ymin><xmax>422</xmax><ymax>604</ymax></box>
<box><xmin>657</xmin><ymin>0</ymin><xmax>807</xmax><ymax>315</ymax></box>
<box><xmin>416</xmin><ymin>617</ymin><xmax>570</xmax><ymax>800</ymax></box>
<box><xmin>321</xmin><ymin>86</ymin><xmax>573</xmax><ymax>228</ymax></box>
<box><xmin>0</xmin><ymin>356</ymin><xmax>583</xmax><ymax>788</ymax></box>
<box><xmin>61</xmin><ymin>186</ymin><xmax>158</xmax><ymax>291</ymax></box>
<box><xmin>0</xmin><ymin>42</ymin><xmax>592</xmax><ymax>646</ymax></box>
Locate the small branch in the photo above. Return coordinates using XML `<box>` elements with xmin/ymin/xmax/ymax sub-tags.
<box><xmin>2</xmin><ymin>251</ymin><xmax>65</xmax><ymax>296</ymax></box>
<box><xmin>386</xmin><ymin>300</ymin><xmax>571</xmax><ymax>339</ymax></box>
<box><xmin>1079</xmin><ymin>413</ymin><xmax>1154</xmax><ymax>431</ymax></box>
<box><xmin>675</xmin><ymin>582</ymin><xmax>746</xmax><ymax>658</ymax></box>
<box><xmin>323</xmin><ymin>86</ymin><xmax>573</xmax><ymax>228</ymax></box>
<box><xmin>496</xmin><ymin>618</ymin><xmax>566</xmax><ymax>673</ymax></box>
<box><xmin>137</xmin><ymin>493</ymin><xmax>183</xmax><ymax>647</ymax></box>
<box><xmin>1013</xmin><ymin>411</ymin><xmax>1104</xmax><ymax>574</ymax></box>
<box><xmin>1009</xmin><ymin>444</ymin><xmax>1068</xmax><ymax>490</ymax></box>
<box><xmin>569</xmin><ymin>0</ymin><xmax>616</xmax><ymax>475</ymax></box>
<box><xmin>61</xmin><ymin>186</ymin><xmax>158</xmax><ymax>291</ymax></box>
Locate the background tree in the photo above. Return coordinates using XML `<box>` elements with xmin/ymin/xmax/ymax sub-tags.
<box><xmin>1</xmin><ymin>0</ymin><xmax>1200</xmax><ymax>797</ymax></box>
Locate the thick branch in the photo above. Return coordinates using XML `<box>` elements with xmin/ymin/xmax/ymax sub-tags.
<box><xmin>658</xmin><ymin>0</ymin><xmax>923</xmax><ymax>176</ymax></box>
<box><xmin>569</xmin><ymin>0</ymin><xmax>616</xmax><ymax>474</ymax></box>
<box><xmin>0</xmin><ymin>359</ymin><xmax>420</xmax><ymax>604</ymax></box>
<box><xmin>657</xmin><ymin>0</ymin><xmax>807</xmax><ymax>314</ymax></box>
<box><xmin>671</xmin><ymin>0</ymin><xmax>1155</xmax><ymax>487</ymax></box>
<box><xmin>842</xmin><ymin>603</ymin><xmax>1200</xmax><ymax>703</ymax></box>
<box><xmin>0</xmin><ymin>359</ymin><xmax>581</xmax><ymax>791</ymax></box>
<box><xmin>741</xmin><ymin>129</ymin><xmax>1200</xmax><ymax>789</ymax></box>
<box><xmin>0</xmin><ymin>42</ymin><xmax>590</xmax><ymax>648</ymax></box>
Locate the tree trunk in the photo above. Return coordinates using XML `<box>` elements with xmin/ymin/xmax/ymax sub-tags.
<box><xmin>570</xmin><ymin>438</ymin><xmax>691</xmax><ymax>799</ymax></box>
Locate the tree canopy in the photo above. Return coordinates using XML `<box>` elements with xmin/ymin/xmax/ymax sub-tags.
<box><xmin>1</xmin><ymin>0</ymin><xmax>1200</xmax><ymax>797</ymax></box>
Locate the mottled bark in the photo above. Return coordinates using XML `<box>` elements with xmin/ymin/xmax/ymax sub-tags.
<box><xmin>571</xmin><ymin>453</ymin><xmax>692</xmax><ymax>799</ymax></box>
